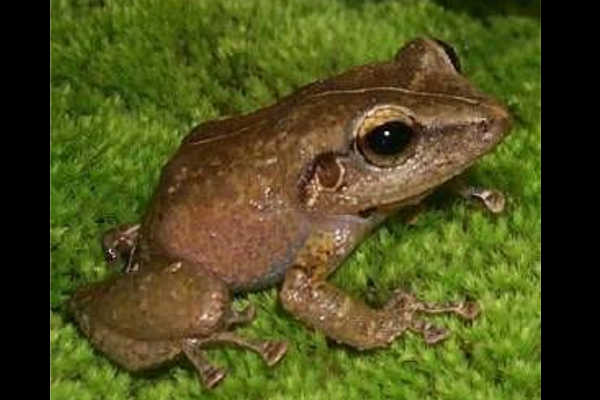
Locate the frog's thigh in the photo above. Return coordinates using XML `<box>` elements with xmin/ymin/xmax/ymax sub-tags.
<box><xmin>73</xmin><ymin>260</ymin><xmax>237</xmax><ymax>371</ymax></box>
<box><xmin>82</xmin><ymin>315</ymin><xmax>181</xmax><ymax>371</ymax></box>
<box><xmin>110</xmin><ymin>260</ymin><xmax>236</xmax><ymax>339</ymax></box>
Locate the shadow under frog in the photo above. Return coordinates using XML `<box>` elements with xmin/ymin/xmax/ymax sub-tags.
<box><xmin>70</xmin><ymin>38</ymin><xmax>511</xmax><ymax>389</ymax></box>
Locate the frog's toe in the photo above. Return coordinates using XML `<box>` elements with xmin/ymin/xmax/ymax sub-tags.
<box><xmin>422</xmin><ymin>326</ymin><xmax>450</xmax><ymax>345</ymax></box>
<box><xmin>383</xmin><ymin>290</ymin><xmax>417</xmax><ymax>312</ymax></box>
<box><xmin>454</xmin><ymin>301</ymin><xmax>479</xmax><ymax>320</ymax></box>
<box><xmin>202</xmin><ymin>365</ymin><xmax>228</xmax><ymax>389</ymax></box>
<box><xmin>260</xmin><ymin>340</ymin><xmax>288</xmax><ymax>367</ymax></box>
<box><xmin>472</xmin><ymin>188</ymin><xmax>505</xmax><ymax>214</ymax></box>
<box><xmin>191</xmin><ymin>332</ymin><xmax>288</xmax><ymax>368</ymax></box>
<box><xmin>410</xmin><ymin>320</ymin><xmax>450</xmax><ymax>345</ymax></box>
<box><xmin>445</xmin><ymin>178</ymin><xmax>506</xmax><ymax>214</ymax></box>
<box><xmin>182</xmin><ymin>338</ymin><xmax>228</xmax><ymax>389</ymax></box>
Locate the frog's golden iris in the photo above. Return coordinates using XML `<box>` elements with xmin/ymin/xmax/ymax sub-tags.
<box><xmin>360</xmin><ymin>120</ymin><xmax>414</xmax><ymax>162</ymax></box>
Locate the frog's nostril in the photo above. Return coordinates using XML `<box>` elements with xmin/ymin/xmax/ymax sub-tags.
<box><xmin>489</xmin><ymin>101</ymin><xmax>510</xmax><ymax>122</ymax></box>
<box><xmin>484</xmin><ymin>101</ymin><xmax>512</xmax><ymax>140</ymax></box>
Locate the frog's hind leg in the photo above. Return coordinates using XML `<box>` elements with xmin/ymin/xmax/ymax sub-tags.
<box><xmin>182</xmin><ymin>330</ymin><xmax>287</xmax><ymax>388</ymax></box>
<box><xmin>181</xmin><ymin>340</ymin><xmax>227</xmax><ymax>389</ymax></box>
<box><xmin>185</xmin><ymin>331</ymin><xmax>287</xmax><ymax>367</ymax></box>
<box><xmin>444</xmin><ymin>176</ymin><xmax>506</xmax><ymax>214</ymax></box>
<box><xmin>210</xmin><ymin>332</ymin><xmax>287</xmax><ymax>366</ymax></box>
<box><xmin>218</xmin><ymin>304</ymin><xmax>287</xmax><ymax>365</ymax></box>
<box><xmin>180</xmin><ymin>289</ymin><xmax>286</xmax><ymax>387</ymax></box>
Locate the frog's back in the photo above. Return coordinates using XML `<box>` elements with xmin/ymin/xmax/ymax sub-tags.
<box><xmin>136</xmin><ymin>107</ymin><xmax>316</xmax><ymax>292</ymax></box>
<box><xmin>134</xmin><ymin>37</ymin><xmax>498</xmax><ymax>292</ymax></box>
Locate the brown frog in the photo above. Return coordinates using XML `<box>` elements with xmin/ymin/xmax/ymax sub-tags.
<box><xmin>70</xmin><ymin>38</ymin><xmax>511</xmax><ymax>389</ymax></box>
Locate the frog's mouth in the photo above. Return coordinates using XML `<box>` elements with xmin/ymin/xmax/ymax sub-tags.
<box><xmin>356</xmin><ymin>156</ymin><xmax>483</xmax><ymax>218</ymax></box>
<box><xmin>358</xmin><ymin>188</ymin><xmax>436</xmax><ymax>218</ymax></box>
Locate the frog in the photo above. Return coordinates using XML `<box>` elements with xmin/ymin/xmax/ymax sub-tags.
<box><xmin>69</xmin><ymin>38</ymin><xmax>511</xmax><ymax>389</ymax></box>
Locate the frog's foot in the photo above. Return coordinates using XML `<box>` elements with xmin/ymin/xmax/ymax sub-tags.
<box><xmin>408</xmin><ymin>319</ymin><xmax>450</xmax><ymax>345</ymax></box>
<box><xmin>182</xmin><ymin>339</ymin><xmax>227</xmax><ymax>389</ymax></box>
<box><xmin>200</xmin><ymin>332</ymin><xmax>288</xmax><ymax>367</ymax></box>
<box><xmin>444</xmin><ymin>177</ymin><xmax>505</xmax><ymax>213</ymax></box>
<box><xmin>404</xmin><ymin>203</ymin><xmax>426</xmax><ymax>226</ymax></box>
<box><xmin>224</xmin><ymin>304</ymin><xmax>256</xmax><ymax>327</ymax></box>
<box><xmin>182</xmin><ymin>331</ymin><xmax>287</xmax><ymax>388</ymax></box>
<box><xmin>419</xmin><ymin>300</ymin><xmax>480</xmax><ymax>320</ymax></box>
<box><xmin>257</xmin><ymin>340</ymin><xmax>289</xmax><ymax>366</ymax></box>
<box><xmin>463</xmin><ymin>187</ymin><xmax>505</xmax><ymax>214</ymax></box>
<box><xmin>101</xmin><ymin>223</ymin><xmax>141</xmax><ymax>269</ymax></box>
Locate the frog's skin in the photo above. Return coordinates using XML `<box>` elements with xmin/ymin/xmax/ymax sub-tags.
<box><xmin>70</xmin><ymin>38</ymin><xmax>511</xmax><ymax>389</ymax></box>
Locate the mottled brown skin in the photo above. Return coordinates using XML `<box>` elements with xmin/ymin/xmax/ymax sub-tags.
<box><xmin>70</xmin><ymin>38</ymin><xmax>511</xmax><ymax>388</ymax></box>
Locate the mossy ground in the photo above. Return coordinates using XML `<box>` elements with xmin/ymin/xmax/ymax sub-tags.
<box><xmin>51</xmin><ymin>1</ymin><xmax>540</xmax><ymax>399</ymax></box>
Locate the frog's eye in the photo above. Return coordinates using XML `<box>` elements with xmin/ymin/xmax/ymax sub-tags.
<box><xmin>433</xmin><ymin>38</ymin><xmax>462</xmax><ymax>74</ymax></box>
<box><xmin>364</xmin><ymin>121</ymin><xmax>412</xmax><ymax>155</ymax></box>
<box><xmin>357</xmin><ymin>120</ymin><xmax>416</xmax><ymax>167</ymax></box>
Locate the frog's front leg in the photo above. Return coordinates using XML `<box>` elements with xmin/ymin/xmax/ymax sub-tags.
<box><xmin>445</xmin><ymin>176</ymin><xmax>506</xmax><ymax>214</ymax></box>
<box><xmin>279</xmin><ymin>233</ymin><xmax>479</xmax><ymax>350</ymax></box>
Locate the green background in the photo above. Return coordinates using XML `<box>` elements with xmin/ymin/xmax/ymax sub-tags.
<box><xmin>51</xmin><ymin>0</ymin><xmax>541</xmax><ymax>399</ymax></box>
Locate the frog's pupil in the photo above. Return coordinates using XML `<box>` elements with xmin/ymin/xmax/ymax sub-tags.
<box><xmin>365</xmin><ymin>121</ymin><xmax>412</xmax><ymax>156</ymax></box>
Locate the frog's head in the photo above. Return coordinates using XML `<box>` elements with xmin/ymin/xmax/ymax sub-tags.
<box><xmin>297</xmin><ymin>38</ymin><xmax>511</xmax><ymax>216</ymax></box>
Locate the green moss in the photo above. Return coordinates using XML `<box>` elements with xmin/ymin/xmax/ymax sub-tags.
<box><xmin>51</xmin><ymin>0</ymin><xmax>540</xmax><ymax>398</ymax></box>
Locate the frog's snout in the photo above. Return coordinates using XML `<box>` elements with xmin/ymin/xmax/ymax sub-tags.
<box><xmin>480</xmin><ymin>99</ymin><xmax>512</xmax><ymax>148</ymax></box>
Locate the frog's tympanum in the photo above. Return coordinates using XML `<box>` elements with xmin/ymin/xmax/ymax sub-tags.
<box><xmin>70</xmin><ymin>38</ymin><xmax>511</xmax><ymax>388</ymax></box>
